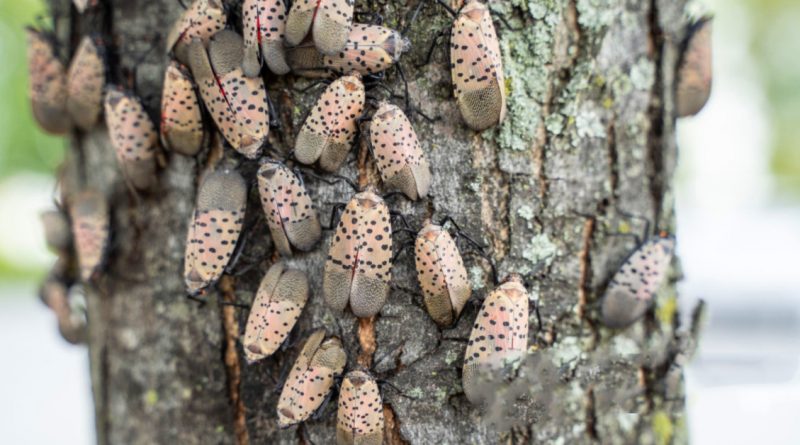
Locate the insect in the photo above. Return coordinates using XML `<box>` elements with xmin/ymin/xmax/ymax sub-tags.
<box><xmin>40</xmin><ymin>276</ymin><xmax>86</xmax><ymax>345</ymax></box>
<box><xmin>285</xmin><ymin>0</ymin><xmax>353</xmax><ymax>56</ymax></box>
<box><xmin>160</xmin><ymin>62</ymin><xmax>205</xmax><ymax>156</ymax></box>
<box><xmin>294</xmin><ymin>73</ymin><xmax>364</xmax><ymax>172</ymax></box>
<box><xmin>600</xmin><ymin>235</ymin><xmax>675</xmax><ymax>328</ymax></box>
<box><xmin>336</xmin><ymin>369</ymin><xmax>384</xmax><ymax>445</ymax></box>
<box><xmin>287</xmin><ymin>24</ymin><xmax>409</xmax><ymax>78</ymax></box>
<box><xmin>323</xmin><ymin>188</ymin><xmax>392</xmax><ymax>318</ymax></box>
<box><xmin>66</xmin><ymin>36</ymin><xmax>106</xmax><ymax>131</ymax></box>
<box><xmin>165</xmin><ymin>0</ymin><xmax>226</xmax><ymax>64</ymax></box>
<box><xmin>243</xmin><ymin>261</ymin><xmax>309</xmax><ymax>363</ymax></box>
<box><xmin>415</xmin><ymin>220</ymin><xmax>472</xmax><ymax>326</ymax></box>
<box><xmin>369</xmin><ymin>101</ymin><xmax>431</xmax><ymax>200</ymax></box>
<box><xmin>187</xmin><ymin>30</ymin><xmax>270</xmax><ymax>159</ymax></box>
<box><xmin>183</xmin><ymin>166</ymin><xmax>248</xmax><ymax>295</ymax></box>
<box><xmin>277</xmin><ymin>329</ymin><xmax>347</xmax><ymax>428</ymax></box>
<box><xmin>104</xmin><ymin>88</ymin><xmax>159</xmax><ymax>190</ymax></box>
<box><xmin>69</xmin><ymin>189</ymin><xmax>110</xmax><ymax>282</ymax></box>
<box><xmin>257</xmin><ymin>162</ymin><xmax>321</xmax><ymax>256</ymax></box>
<box><xmin>448</xmin><ymin>0</ymin><xmax>506</xmax><ymax>131</ymax></box>
<box><xmin>242</xmin><ymin>0</ymin><xmax>291</xmax><ymax>76</ymax></box>
<box><xmin>462</xmin><ymin>274</ymin><xmax>528</xmax><ymax>405</ymax></box>
<box><xmin>40</xmin><ymin>208</ymin><xmax>72</xmax><ymax>253</ymax></box>
<box><xmin>25</xmin><ymin>27</ymin><xmax>70</xmax><ymax>135</ymax></box>
<box><xmin>676</xmin><ymin>17</ymin><xmax>712</xmax><ymax>117</ymax></box>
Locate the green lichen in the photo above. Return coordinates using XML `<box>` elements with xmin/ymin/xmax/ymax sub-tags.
<box><xmin>630</xmin><ymin>57</ymin><xmax>656</xmax><ymax>91</ymax></box>
<box><xmin>406</xmin><ymin>387</ymin><xmax>424</xmax><ymax>400</ymax></box>
<box><xmin>522</xmin><ymin>234</ymin><xmax>558</xmax><ymax>268</ymax></box>
<box><xmin>495</xmin><ymin>1</ymin><xmax>562</xmax><ymax>152</ymax></box>
<box><xmin>469</xmin><ymin>265</ymin><xmax>486</xmax><ymax>290</ymax></box>
<box><xmin>611</xmin><ymin>336</ymin><xmax>640</xmax><ymax>357</ymax></box>
<box><xmin>545</xmin><ymin>113</ymin><xmax>565</xmax><ymax>135</ymax></box>
<box><xmin>576</xmin><ymin>0</ymin><xmax>621</xmax><ymax>31</ymax></box>
<box><xmin>517</xmin><ymin>204</ymin><xmax>535</xmax><ymax>221</ymax></box>
<box><xmin>144</xmin><ymin>389</ymin><xmax>158</xmax><ymax>406</ymax></box>
<box><xmin>652</xmin><ymin>411</ymin><xmax>674</xmax><ymax>445</ymax></box>
<box><xmin>656</xmin><ymin>294</ymin><xmax>678</xmax><ymax>326</ymax></box>
<box><xmin>445</xmin><ymin>349</ymin><xmax>459</xmax><ymax>366</ymax></box>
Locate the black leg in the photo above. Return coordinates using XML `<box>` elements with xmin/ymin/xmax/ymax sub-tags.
<box><xmin>323</xmin><ymin>202</ymin><xmax>347</xmax><ymax>230</ymax></box>
<box><xmin>417</xmin><ymin>27</ymin><xmax>449</xmax><ymax>68</ymax></box>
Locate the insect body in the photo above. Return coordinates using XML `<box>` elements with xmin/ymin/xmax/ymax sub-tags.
<box><xmin>243</xmin><ymin>261</ymin><xmax>309</xmax><ymax>363</ymax></box>
<box><xmin>294</xmin><ymin>73</ymin><xmax>364</xmax><ymax>172</ymax></box>
<box><xmin>25</xmin><ymin>28</ymin><xmax>70</xmax><ymax>134</ymax></box>
<box><xmin>40</xmin><ymin>208</ymin><xmax>72</xmax><ymax>253</ymax></box>
<box><xmin>166</xmin><ymin>0</ymin><xmax>226</xmax><ymax>64</ymax></box>
<box><xmin>257</xmin><ymin>162</ymin><xmax>321</xmax><ymax>255</ymax></box>
<box><xmin>70</xmin><ymin>189</ymin><xmax>110</xmax><ymax>282</ymax></box>
<box><xmin>323</xmin><ymin>189</ymin><xmax>392</xmax><ymax>318</ymax></box>
<box><xmin>183</xmin><ymin>167</ymin><xmax>248</xmax><ymax>295</ymax></box>
<box><xmin>277</xmin><ymin>329</ymin><xmax>347</xmax><ymax>427</ymax></box>
<box><xmin>287</xmin><ymin>24</ymin><xmax>409</xmax><ymax>78</ymax></box>
<box><xmin>415</xmin><ymin>221</ymin><xmax>471</xmax><ymax>326</ymax></box>
<box><xmin>462</xmin><ymin>274</ymin><xmax>528</xmax><ymax>405</ymax></box>
<box><xmin>676</xmin><ymin>18</ymin><xmax>713</xmax><ymax>117</ymax></box>
<box><xmin>336</xmin><ymin>370</ymin><xmax>384</xmax><ymax>445</ymax></box>
<box><xmin>449</xmin><ymin>0</ymin><xmax>506</xmax><ymax>131</ymax></box>
<box><xmin>160</xmin><ymin>62</ymin><xmax>205</xmax><ymax>156</ymax></box>
<box><xmin>370</xmin><ymin>102</ymin><xmax>431</xmax><ymax>200</ymax></box>
<box><xmin>242</xmin><ymin>0</ymin><xmax>290</xmax><ymax>76</ymax></box>
<box><xmin>187</xmin><ymin>30</ymin><xmax>269</xmax><ymax>158</ymax></box>
<box><xmin>285</xmin><ymin>0</ymin><xmax>354</xmax><ymax>56</ymax></box>
<box><xmin>600</xmin><ymin>236</ymin><xmax>675</xmax><ymax>328</ymax></box>
<box><xmin>104</xmin><ymin>88</ymin><xmax>159</xmax><ymax>190</ymax></box>
<box><xmin>66</xmin><ymin>36</ymin><xmax>105</xmax><ymax>130</ymax></box>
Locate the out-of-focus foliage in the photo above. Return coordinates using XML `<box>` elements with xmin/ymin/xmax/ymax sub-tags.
<box><xmin>0</xmin><ymin>0</ymin><xmax>64</xmax><ymax>178</ymax></box>
<box><xmin>743</xmin><ymin>0</ymin><xmax>800</xmax><ymax>198</ymax></box>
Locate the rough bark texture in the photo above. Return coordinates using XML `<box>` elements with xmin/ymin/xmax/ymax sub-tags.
<box><xmin>50</xmin><ymin>0</ymin><xmax>697</xmax><ymax>443</ymax></box>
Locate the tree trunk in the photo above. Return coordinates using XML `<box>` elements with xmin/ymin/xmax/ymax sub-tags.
<box><xmin>50</xmin><ymin>0</ymin><xmax>697</xmax><ymax>443</ymax></box>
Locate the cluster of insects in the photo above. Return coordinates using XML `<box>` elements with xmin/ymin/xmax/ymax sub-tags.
<box><xmin>30</xmin><ymin>0</ymin><xmax>712</xmax><ymax>439</ymax></box>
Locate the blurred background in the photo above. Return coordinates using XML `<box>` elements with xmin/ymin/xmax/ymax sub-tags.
<box><xmin>0</xmin><ymin>0</ymin><xmax>797</xmax><ymax>443</ymax></box>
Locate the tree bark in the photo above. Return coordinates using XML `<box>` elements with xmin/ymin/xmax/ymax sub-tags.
<box><xmin>50</xmin><ymin>0</ymin><xmax>697</xmax><ymax>443</ymax></box>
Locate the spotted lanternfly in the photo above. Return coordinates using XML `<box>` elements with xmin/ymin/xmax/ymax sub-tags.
<box><xmin>600</xmin><ymin>235</ymin><xmax>675</xmax><ymax>329</ymax></box>
<box><xmin>370</xmin><ymin>101</ymin><xmax>431</xmax><ymax>200</ymax></box>
<box><xmin>69</xmin><ymin>189</ymin><xmax>110</xmax><ymax>282</ymax></box>
<box><xmin>277</xmin><ymin>329</ymin><xmax>347</xmax><ymax>428</ymax></box>
<box><xmin>287</xmin><ymin>24</ymin><xmax>409</xmax><ymax>78</ymax></box>
<box><xmin>676</xmin><ymin>18</ymin><xmax>712</xmax><ymax>117</ymax></box>
<box><xmin>243</xmin><ymin>261</ymin><xmax>309</xmax><ymax>363</ymax></box>
<box><xmin>336</xmin><ymin>369</ymin><xmax>384</xmax><ymax>445</ymax></box>
<box><xmin>285</xmin><ymin>0</ymin><xmax>353</xmax><ymax>56</ymax></box>
<box><xmin>415</xmin><ymin>221</ymin><xmax>471</xmax><ymax>326</ymax></box>
<box><xmin>294</xmin><ymin>72</ymin><xmax>364</xmax><ymax>172</ymax></box>
<box><xmin>25</xmin><ymin>28</ymin><xmax>70</xmax><ymax>135</ymax></box>
<box><xmin>257</xmin><ymin>162</ymin><xmax>321</xmax><ymax>255</ymax></box>
<box><xmin>66</xmin><ymin>36</ymin><xmax>106</xmax><ymax>131</ymax></box>
<box><xmin>166</xmin><ymin>0</ymin><xmax>226</xmax><ymax>65</ymax></box>
<box><xmin>104</xmin><ymin>88</ymin><xmax>159</xmax><ymax>190</ymax></box>
<box><xmin>41</xmin><ymin>208</ymin><xmax>72</xmax><ymax>253</ymax></box>
<box><xmin>450</xmin><ymin>0</ymin><xmax>506</xmax><ymax>131</ymax></box>
<box><xmin>40</xmin><ymin>276</ymin><xmax>86</xmax><ymax>345</ymax></box>
<box><xmin>323</xmin><ymin>188</ymin><xmax>391</xmax><ymax>318</ymax></box>
<box><xmin>462</xmin><ymin>274</ymin><xmax>528</xmax><ymax>405</ymax></box>
<box><xmin>187</xmin><ymin>31</ymin><xmax>269</xmax><ymax>159</ymax></box>
<box><xmin>160</xmin><ymin>62</ymin><xmax>205</xmax><ymax>156</ymax></box>
<box><xmin>242</xmin><ymin>0</ymin><xmax>290</xmax><ymax>76</ymax></box>
<box><xmin>184</xmin><ymin>167</ymin><xmax>247</xmax><ymax>295</ymax></box>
